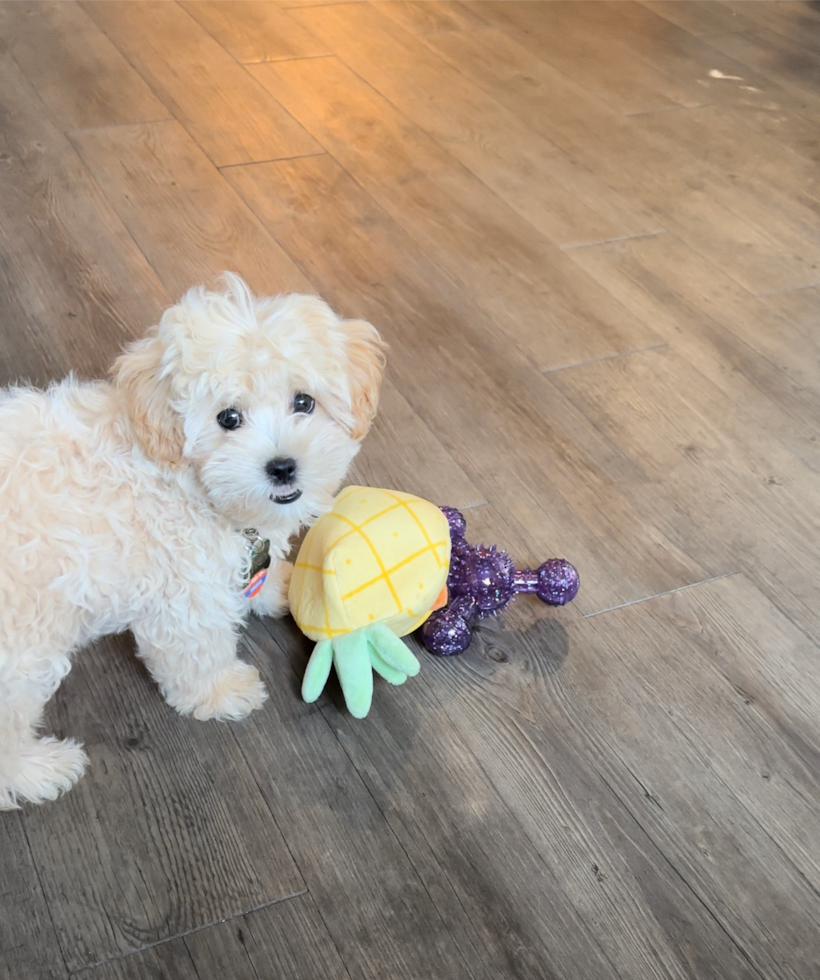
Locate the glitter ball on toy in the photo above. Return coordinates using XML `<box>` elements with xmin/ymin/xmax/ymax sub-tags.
<box><xmin>421</xmin><ymin>508</ymin><xmax>579</xmax><ymax>656</ymax></box>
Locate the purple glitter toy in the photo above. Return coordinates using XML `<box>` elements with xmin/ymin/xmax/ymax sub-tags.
<box><xmin>421</xmin><ymin>506</ymin><xmax>580</xmax><ymax>656</ymax></box>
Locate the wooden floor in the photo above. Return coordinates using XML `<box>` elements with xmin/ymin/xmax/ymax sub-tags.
<box><xmin>1</xmin><ymin>1</ymin><xmax>819</xmax><ymax>977</ymax></box>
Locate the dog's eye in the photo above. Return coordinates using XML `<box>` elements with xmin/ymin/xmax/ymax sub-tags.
<box><xmin>292</xmin><ymin>392</ymin><xmax>315</xmax><ymax>415</ymax></box>
<box><xmin>217</xmin><ymin>408</ymin><xmax>243</xmax><ymax>431</ymax></box>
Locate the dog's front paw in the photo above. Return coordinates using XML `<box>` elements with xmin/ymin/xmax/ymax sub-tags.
<box><xmin>189</xmin><ymin>662</ymin><xmax>268</xmax><ymax>722</ymax></box>
<box><xmin>249</xmin><ymin>559</ymin><xmax>292</xmax><ymax>619</ymax></box>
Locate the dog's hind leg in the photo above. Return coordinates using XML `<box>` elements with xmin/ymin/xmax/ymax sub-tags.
<box><xmin>0</xmin><ymin>673</ymin><xmax>88</xmax><ymax>809</ymax></box>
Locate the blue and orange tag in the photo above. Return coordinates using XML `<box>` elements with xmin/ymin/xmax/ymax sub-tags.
<box><xmin>244</xmin><ymin>567</ymin><xmax>268</xmax><ymax>600</ymax></box>
<box><xmin>244</xmin><ymin>532</ymin><xmax>271</xmax><ymax>600</ymax></box>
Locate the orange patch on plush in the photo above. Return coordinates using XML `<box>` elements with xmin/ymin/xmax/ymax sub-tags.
<box><xmin>432</xmin><ymin>585</ymin><xmax>448</xmax><ymax>611</ymax></box>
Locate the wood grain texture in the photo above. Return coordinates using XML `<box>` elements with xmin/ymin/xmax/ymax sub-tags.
<box><xmin>184</xmin><ymin>894</ymin><xmax>349</xmax><ymax>980</ymax></box>
<box><xmin>87</xmin><ymin>894</ymin><xmax>350</xmax><ymax>980</ymax></box>
<box><xmin>224</xmin><ymin>153</ymin><xmax>704</xmax><ymax>617</ymax></box>
<box><xmin>500</xmin><ymin>0</ymin><xmax>772</xmax><ymax>111</ymax></box>
<box><xmin>373</xmin><ymin>0</ymin><xmax>486</xmax><ymax>35</ymax></box>
<box><xmin>0</xmin><ymin>1</ymin><xmax>168</xmax><ymax>130</ymax></box>
<box><xmin>425</xmin><ymin>572</ymin><xmax>820</xmax><ymax>980</ymax></box>
<box><xmin>723</xmin><ymin>0</ymin><xmax>820</xmax><ymax>57</ymax></box>
<box><xmin>69</xmin><ymin>119</ymin><xmax>312</xmax><ymax>300</ymax></box>
<box><xmin>232</xmin><ymin>620</ymin><xmax>474</xmax><ymax>980</ymax></box>
<box><xmin>704</xmin><ymin>24</ymin><xmax>820</xmax><ymax>107</ymax></box>
<box><xmin>348</xmin><ymin>379</ymin><xmax>486</xmax><ymax>511</ymax></box>
<box><xmin>81</xmin><ymin>0</ymin><xmax>320</xmax><ymax>166</ymax></box>
<box><xmin>290</xmin><ymin>2</ymin><xmax>662</xmax><ymax>248</ymax></box>
<box><xmin>628</xmin><ymin>104</ymin><xmax>820</xmax><ymax>294</ymax></box>
<box><xmin>0</xmin><ymin>814</ymin><xmax>66</xmax><ymax>980</ymax></box>
<box><xmin>181</xmin><ymin>0</ymin><xmax>330</xmax><ymax>63</ymax></box>
<box><xmin>21</xmin><ymin>632</ymin><xmax>304</xmax><ymax>973</ymax></box>
<box><xmin>463</xmin><ymin>0</ymin><xmax>702</xmax><ymax>114</ymax></box>
<box><xmin>273</xmin><ymin>600</ymin><xmax>765</xmax><ymax>980</ymax></box>
<box><xmin>248</xmin><ymin>57</ymin><xmax>662</xmax><ymax>371</ymax></box>
<box><xmin>0</xmin><ymin>51</ymin><xmax>169</xmax><ymax>386</ymax></box>
<box><xmin>565</xmin><ymin>232</ymin><xmax>820</xmax><ymax>470</ymax></box>
<box><xmin>80</xmin><ymin>940</ymin><xmax>198</xmax><ymax>980</ymax></box>
<box><xmin>549</xmin><ymin>345</ymin><xmax>820</xmax><ymax>641</ymax></box>
<box><xmin>762</xmin><ymin>283</ymin><xmax>820</xmax><ymax>342</ymax></box>
<box><xmin>639</xmin><ymin>0</ymin><xmax>754</xmax><ymax>36</ymax></box>
<box><xmin>423</xmin><ymin>24</ymin><xmax>820</xmax><ymax>295</ymax></box>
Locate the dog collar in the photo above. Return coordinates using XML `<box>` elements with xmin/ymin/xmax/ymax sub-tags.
<box><xmin>243</xmin><ymin>528</ymin><xmax>271</xmax><ymax>599</ymax></box>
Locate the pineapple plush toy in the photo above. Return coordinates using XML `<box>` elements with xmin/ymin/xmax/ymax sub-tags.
<box><xmin>289</xmin><ymin>486</ymin><xmax>451</xmax><ymax>718</ymax></box>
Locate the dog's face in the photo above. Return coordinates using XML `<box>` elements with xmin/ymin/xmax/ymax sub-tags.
<box><xmin>113</xmin><ymin>275</ymin><xmax>385</xmax><ymax>532</ymax></box>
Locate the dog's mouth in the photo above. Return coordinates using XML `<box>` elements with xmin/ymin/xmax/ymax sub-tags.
<box><xmin>272</xmin><ymin>489</ymin><xmax>302</xmax><ymax>505</ymax></box>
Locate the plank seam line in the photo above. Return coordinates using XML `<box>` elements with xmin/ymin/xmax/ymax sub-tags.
<box><xmin>541</xmin><ymin>343</ymin><xmax>668</xmax><ymax>374</ymax></box>
<box><xmin>68</xmin><ymin>889</ymin><xmax>309</xmax><ymax>976</ymax></box>
<box><xmin>219</xmin><ymin>151</ymin><xmax>328</xmax><ymax>169</ymax></box>
<box><xmin>561</xmin><ymin>229</ymin><xmax>667</xmax><ymax>250</ymax></box>
<box><xmin>239</xmin><ymin>53</ymin><xmax>339</xmax><ymax>66</ymax></box>
<box><xmin>583</xmin><ymin>571</ymin><xmax>740</xmax><ymax>619</ymax></box>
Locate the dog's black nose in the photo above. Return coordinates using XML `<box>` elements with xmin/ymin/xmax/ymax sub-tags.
<box><xmin>266</xmin><ymin>456</ymin><xmax>298</xmax><ymax>486</ymax></box>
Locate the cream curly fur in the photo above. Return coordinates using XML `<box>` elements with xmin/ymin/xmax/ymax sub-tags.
<box><xmin>0</xmin><ymin>274</ymin><xmax>385</xmax><ymax>808</ymax></box>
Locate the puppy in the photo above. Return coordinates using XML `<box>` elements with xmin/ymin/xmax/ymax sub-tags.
<box><xmin>0</xmin><ymin>274</ymin><xmax>385</xmax><ymax>808</ymax></box>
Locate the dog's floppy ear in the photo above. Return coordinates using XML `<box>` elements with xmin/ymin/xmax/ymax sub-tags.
<box><xmin>340</xmin><ymin>318</ymin><xmax>387</xmax><ymax>440</ymax></box>
<box><xmin>112</xmin><ymin>332</ymin><xmax>185</xmax><ymax>465</ymax></box>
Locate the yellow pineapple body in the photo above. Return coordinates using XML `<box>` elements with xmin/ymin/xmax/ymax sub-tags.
<box><xmin>289</xmin><ymin>486</ymin><xmax>451</xmax><ymax>642</ymax></box>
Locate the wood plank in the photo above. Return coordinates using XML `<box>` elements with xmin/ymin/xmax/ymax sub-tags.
<box><xmin>0</xmin><ymin>813</ymin><xmax>66</xmax><ymax>980</ymax></box>
<box><xmin>183</xmin><ymin>894</ymin><xmax>349</xmax><ymax>980</ymax></box>
<box><xmin>22</xmin><ymin>632</ymin><xmax>304</xmax><ymax>974</ymax></box>
<box><xmin>181</xmin><ymin>1</ymin><xmax>329</xmax><ymax>63</ymax></box>
<box><xmin>288</xmin><ymin>3</ymin><xmax>662</xmax><ymax>248</ymax></box>
<box><xmin>547</xmin><ymin>344</ymin><xmax>820</xmax><ymax>641</ymax></box>
<box><xmin>0</xmin><ymin>51</ymin><xmax>169</xmax><ymax>387</ymax></box>
<box><xmin>723</xmin><ymin>0</ymin><xmax>820</xmax><ymax>57</ymax></box>
<box><xmin>762</xmin><ymin>284</ymin><xmax>820</xmax><ymax>341</ymax></box>
<box><xmin>348</xmin><ymin>378</ymin><xmax>486</xmax><ymax>511</ymax></box>
<box><xmin>224</xmin><ymin>152</ymin><xmax>706</xmax><ymax>617</ymax></box>
<box><xmin>0</xmin><ymin>0</ymin><xmax>167</xmax><ymax>130</ymax></box>
<box><xmin>272</xmin><ymin>574</ymin><xmax>766</xmax><ymax>980</ymax></box>
<box><xmin>373</xmin><ymin>0</ymin><xmax>486</xmax><ymax>35</ymax></box>
<box><xmin>704</xmin><ymin>25</ymin><xmax>820</xmax><ymax>106</ymax></box>
<box><xmin>81</xmin><ymin>0</ymin><xmax>320</xmax><ymax>166</ymax></box>
<box><xmin>639</xmin><ymin>0</ymin><xmax>754</xmax><ymax>37</ymax></box>
<box><xmin>247</xmin><ymin>57</ymin><xmax>662</xmax><ymax>371</ymax></box>
<box><xmin>232</xmin><ymin>620</ymin><xmax>475</xmax><ymax>980</ymax></box>
<box><xmin>501</xmin><ymin>0</ymin><xmax>778</xmax><ymax>112</ymax></box>
<box><xmin>277</xmin><ymin>0</ymin><xmax>352</xmax><ymax>6</ymax></box>
<box><xmin>688</xmin><ymin>80</ymin><xmax>820</xmax><ymax>168</ymax></box>
<box><xmin>463</xmin><ymin>0</ymin><xmax>701</xmax><ymax>114</ymax></box>
<box><xmin>629</xmin><ymin>104</ymin><xmax>820</xmax><ymax>289</ymax></box>
<box><xmin>656</xmin><ymin>573</ymin><xmax>820</xmax><ymax>774</ymax></box>
<box><xmin>80</xmin><ymin>940</ymin><xmax>198</xmax><ymax>980</ymax></box>
<box><xmin>423</xmin><ymin>25</ymin><xmax>820</xmax><ymax>295</ymax></box>
<box><xmin>268</xmin><ymin>616</ymin><xmax>694</xmax><ymax>980</ymax></box>
<box><xmin>591</xmin><ymin>582</ymin><xmax>820</xmax><ymax>897</ymax></box>
<box><xmin>88</xmin><ymin>906</ymin><xmax>348</xmax><ymax>980</ymax></box>
<box><xmin>566</xmin><ymin>232</ymin><xmax>820</xmax><ymax>470</ymax></box>
<box><xmin>427</xmin><ymin>573</ymin><xmax>820</xmax><ymax>980</ymax></box>
<box><xmin>68</xmin><ymin>119</ymin><xmax>312</xmax><ymax>300</ymax></box>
